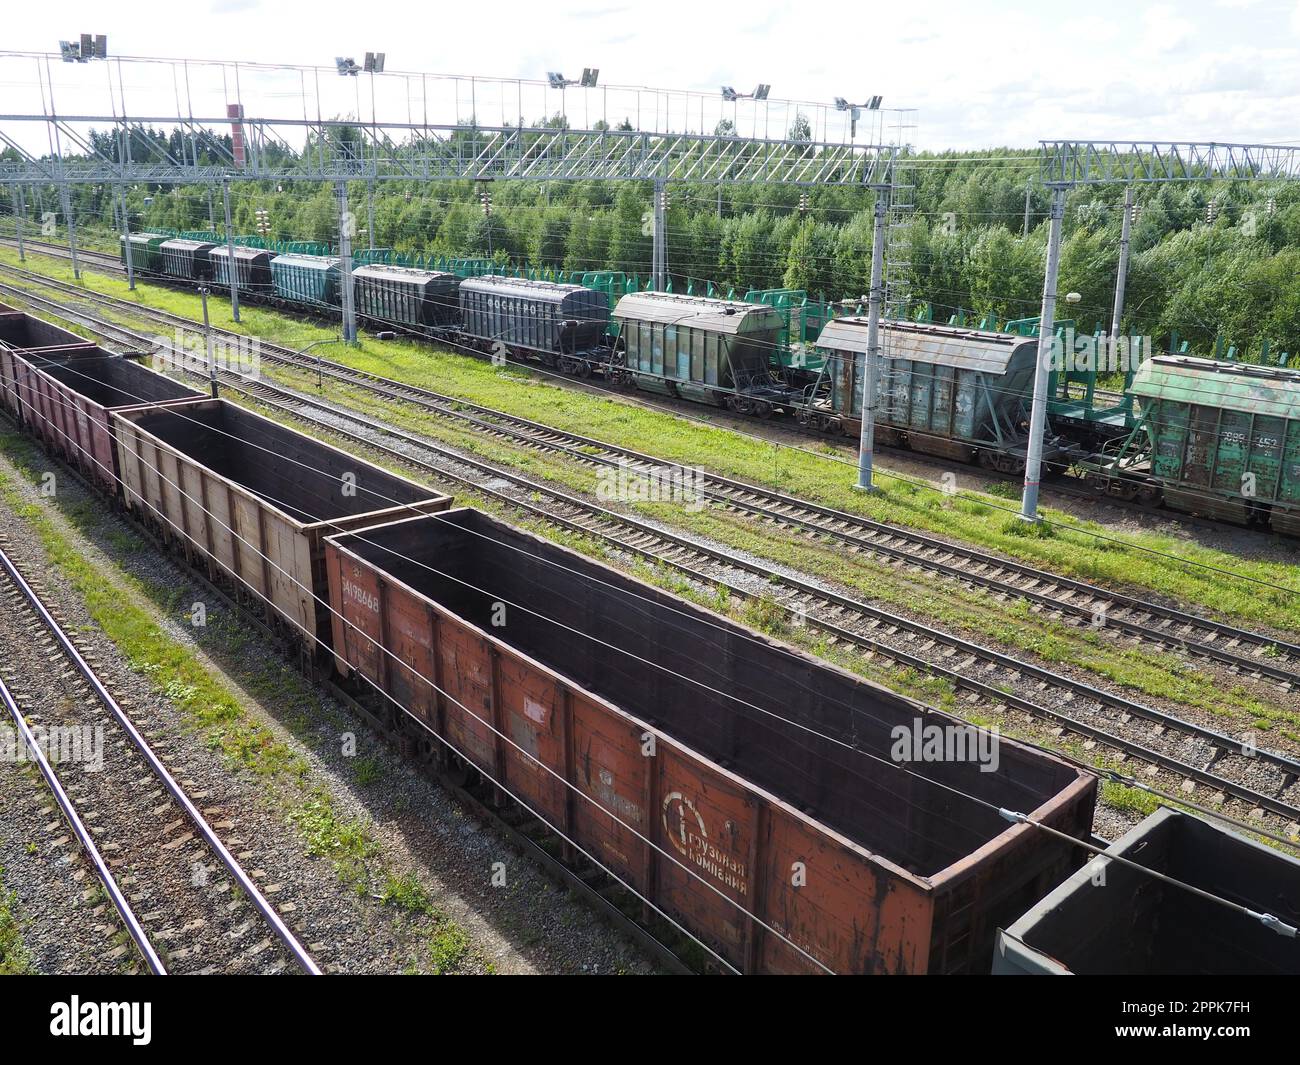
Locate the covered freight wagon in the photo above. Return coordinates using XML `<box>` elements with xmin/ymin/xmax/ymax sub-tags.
<box><xmin>5</xmin><ymin>342</ymin><xmax>201</xmax><ymax>492</ymax></box>
<box><xmin>613</xmin><ymin>292</ymin><xmax>787</xmax><ymax>408</ymax></box>
<box><xmin>119</xmin><ymin>232</ymin><xmax>170</xmax><ymax>273</ymax></box>
<box><xmin>460</xmin><ymin>276</ymin><xmax>608</xmax><ymax>357</ymax></box>
<box><xmin>352</xmin><ymin>264</ymin><xmax>459</xmax><ymax>329</ymax></box>
<box><xmin>111</xmin><ymin>399</ymin><xmax>453</xmax><ymax>650</ymax></box>
<box><xmin>816</xmin><ymin>320</ymin><xmax>1042</xmax><ymax>468</ymax></box>
<box><xmin>994</xmin><ymin>808</ymin><xmax>1300</xmax><ymax>975</ymax></box>
<box><xmin>159</xmin><ymin>238</ymin><xmax>218</xmax><ymax>281</ymax></box>
<box><xmin>211</xmin><ymin>245</ymin><xmax>275</xmax><ymax>292</ymax></box>
<box><xmin>325</xmin><ymin>507</ymin><xmax>1097</xmax><ymax>975</ymax></box>
<box><xmin>1128</xmin><ymin>355</ymin><xmax>1300</xmax><ymax>535</ymax></box>
<box><xmin>271</xmin><ymin>253</ymin><xmax>342</xmax><ymax>308</ymax></box>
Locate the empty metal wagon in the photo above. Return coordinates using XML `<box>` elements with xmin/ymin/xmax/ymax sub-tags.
<box><xmin>111</xmin><ymin>399</ymin><xmax>453</xmax><ymax>650</ymax></box>
<box><xmin>994</xmin><ymin>807</ymin><xmax>1300</xmax><ymax>975</ymax></box>
<box><xmin>325</xmin><ymin>507</ymin><xmax>1097</xmax><ymax>975</ymax></box>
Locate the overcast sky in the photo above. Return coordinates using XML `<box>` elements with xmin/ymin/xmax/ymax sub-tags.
<box><xmin>6</xmin><ymin>0</ymin><xmax>1300</xmax><ymax>150</ymax></box>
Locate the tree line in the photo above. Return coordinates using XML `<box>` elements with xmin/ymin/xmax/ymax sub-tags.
<box><xmin>8</xmin><ymin>139</ymin><xmax>1300</xmax><ymax>361</ymax></box>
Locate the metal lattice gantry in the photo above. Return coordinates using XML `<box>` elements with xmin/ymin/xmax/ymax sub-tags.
<box><xmin>0</xmin><ymin>49</ymin><xmax>907</xmax><ymax>345</ymax></box>
<box><xmin>1040</xmin><ymin>139</ymin><xmax>1300</xmax><ymax>186</ymax></box>
<box><xmin>1018</xmin><ymin>138</ymin><xmax>1300</xmax><ymax>524</ymax></box>
<box><xmin>0</xmin><ymin>50</ymin><xmax>898</xmax><ymax>188</ymax></box>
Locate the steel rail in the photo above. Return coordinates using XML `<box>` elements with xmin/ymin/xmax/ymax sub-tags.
<box><xmin>0</xmin><ymin>670</ymin><xmax>168</xmax><ymax>975</ymax></box>
<box><xmin>0</xmin><ymin>543</ymin><xmax>324</xmax><ymax>975</ymax></box>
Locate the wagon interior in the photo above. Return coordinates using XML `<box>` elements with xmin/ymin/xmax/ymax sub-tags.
<box><xmin>335</xmin><ymin>508</ymin><xmax>1084</xmax><ymax>879</ymax></box>
<box><xmin>35</xmin><ymin>351</ymin><xmax>200</xmax><ymax>409</ymax></box>
<box><xmin>121</xmin><ymin>401</ymin><xmax>436</xmax><ymax>525</ymax></box>
<box><xmin>0</xmin><ymin>313</ymin><xmax>93</xmax><ymax>352</ymax></box>
<box><xmin>1009</xmin><ymin>811</ymin><xmax>1300</xmax><ymax>974</ymax></box>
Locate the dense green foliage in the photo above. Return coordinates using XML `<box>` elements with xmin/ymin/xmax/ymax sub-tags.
<box><xmin>9</xmin><ymin>139</ymin><xmax>1300</xmax><ymax>360</ymax></box>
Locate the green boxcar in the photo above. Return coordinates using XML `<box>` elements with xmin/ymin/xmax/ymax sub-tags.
<box><xmin>816</xmin><ymin>320</ymin><xmax>1040</xmax><ymax>467</ymax></box>
<box><xmin>118</xmin><ymin>232</ymin><xmax>169</xmax><ymax>273</ymax></box>
<box><xmin>613</xmin><ymin>292</ymin><xmax>786</xmax><ymax>405</ymax></box>
<box><xmin>270</xmin><ymin>253</ymin><xmax>342</xmax><ymax>308</ymax></box>
<box><xmin>1129</xmin><ymin>356</ymin><xmax>1300</xmax><ymax>535</ymax></box>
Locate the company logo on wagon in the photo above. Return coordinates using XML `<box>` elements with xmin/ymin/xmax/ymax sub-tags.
<box><xmin>662</xmin><ymin>792</ymin><xmax>749</xmax><ymax>894</ymax></box>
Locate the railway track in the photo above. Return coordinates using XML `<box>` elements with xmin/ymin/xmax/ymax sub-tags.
<box><xmin>0</xmin><ymin>537</ymin><xmax>323</xmax><ymax>975</ymax></box>
<box><xmin>4</xmin><ymin>280</ymin><xmax>1299</xmax><ymax>844</ymax></box>
<box><xmin>3</xmin><ymin>237</ymin><xmax>1289</xmax><ymax>543</ymax></box>
<box><xmin>4</xmin><ymin>261</ymin><xmax>1299</xmax><ymax>689</ymax></box>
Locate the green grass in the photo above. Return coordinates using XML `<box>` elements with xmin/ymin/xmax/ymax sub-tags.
<box><xmin>3</xmin><ymin>245</ymin><xmax>1297</xmax><ymax>636</ymax></box>
<box><xmin>0</xmin><ymin>864</ymin><xmax>33</xmax><ymax>975</ymax></box>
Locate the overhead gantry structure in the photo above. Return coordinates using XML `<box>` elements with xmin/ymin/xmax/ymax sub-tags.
<box><xmin>0</xmin><ymin>49</ymin><xmax>900</xmax><ymax>347</ymax></box>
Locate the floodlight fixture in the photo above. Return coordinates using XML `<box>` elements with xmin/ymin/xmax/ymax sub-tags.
<box><xmin>336</xmin><ymin>56</ymin><xmax>361</xmax><ymax>76</ymax></box>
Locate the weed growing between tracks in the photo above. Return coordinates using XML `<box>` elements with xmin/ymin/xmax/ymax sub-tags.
<box><xmin>0</xmin><ymin>862</ymin><xmax>33</xmax><ymax>975</ymax></box>
<box><xmin>5</xmin><ymin>245</ymin><xmax>1299</xmax><ymax>633</ymax></box>
<box><xmin>0</xmin><ymin>431</ymin><xmax>484</xmax><ymax>973</ymax></box>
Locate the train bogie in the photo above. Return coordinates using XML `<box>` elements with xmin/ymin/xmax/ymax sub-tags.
<box><xmin>111</xmin><ymin>399</ymin><xmax>453</xmax><ymax>650</ymax></box>
<box><xmin>325</xmin><ymin>507</ymin><xmax>1097</xmax><ymax>974</ymax></box>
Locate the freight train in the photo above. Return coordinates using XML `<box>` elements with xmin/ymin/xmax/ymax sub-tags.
<box><xmin>4</xmin><ymin>303</ymin><xmax>1297</xmax><ymax>976</ymax></box>
<box><xmin>119</xmin><ymin>235</ymin><xmax>1300</xmax><ymax>539</ymax></box>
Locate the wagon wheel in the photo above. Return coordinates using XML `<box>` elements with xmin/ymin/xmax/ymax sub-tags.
<box><xmin>1136</xmin><ymin>483</ymin><xmax>1162</xmax><ymax>506</ymax></box>
<box><xmin>796</xmin><ymin>408</ymin><xmax>814</xmax><ymax>428</ymax></box>
<box><xmin>753</xmin><ymin>401</ymin><xmax>773</xmax><ymax>419</ymax></box>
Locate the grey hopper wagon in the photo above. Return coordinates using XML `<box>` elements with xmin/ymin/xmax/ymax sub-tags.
<box><xmin>815</xmin><ymin>320</ymin><xmax>1047</xmax><ymax>469</ymax></box>
<box><xmin>613</xmin><ymin>291</ymin><xmax>787</xmax><ymax>408</ymax></box>
<box><xmin>352</xmin><ymin>264</ymin><xmax>460</xmax><ymax>329</ymax></box>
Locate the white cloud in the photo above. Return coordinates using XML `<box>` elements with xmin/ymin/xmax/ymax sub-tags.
<box><xmin>3</xmin><ymin>0</ymin><xmax>1300</xmax><ymax>150</ymax></box>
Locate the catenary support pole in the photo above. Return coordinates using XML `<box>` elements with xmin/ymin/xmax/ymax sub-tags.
<box><xmin>59</xmin><ymin>183</ymin><xmax>81</xmax><ymax>280</ymax></box>
<box><xmin>652</xmin><ymin>177</ymin><xmax>666</xmax><ymax>291</ymax></box>
<box><xmin>119</xmin><ymin>184</ymin><xmax>136</xmax><ymax>292</ymax></box>
<box><xmin>1020</xmin><ymin>184</ymin><xmax>1066</xmax><ymax>522</ymax></box>
<box><xmin>15</xmin><ymin>186</ymin><xmax>26</xmax><ymax>261</ymax></box>
<box><xmin>856</xmin><ymin>190</ymin><xmax>889</xmax><ymax>492</ymax></box>
<box><xmin>338</xmin><ymin>180</ymin><xmax>357</xmax><ymax>344</ymax></box>
<box><xmin>200</xmin><ymin>286</ymin><xmax>217</xmax><ymax>398</ymax></box>
<box><xmin>1110</xmin><ymin>185</ymin><xmax>1134</xmax><ymax>345</ymax></box>
<box><xmin>367</xmin><ymin>178</ymin><xmax>376</xmax><ymax>250</ymax></box>
<box><xmin>222</xmin><ymin>177</ymin><xmax>240</xmax><ymax>322</ymax></box>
